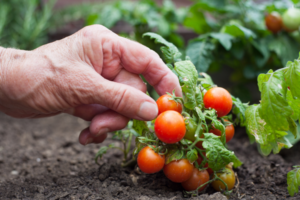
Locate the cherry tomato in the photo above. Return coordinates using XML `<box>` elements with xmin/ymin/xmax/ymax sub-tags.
<box><xmin>210</xmin><ymin>120</ymin><xmax>235</xmax><ymax>143</ymax></box>
<box><xmin>265</xmin><ymin>12</ymin><xmax>283</xmax><ymax>33</ymax></box>
<box><xmin>203</xmin><ymin>87</ymin><xmax>232</xmax><ymax>117</ymax></box>
<box><xmin>211</xmin><ymin>167</ymin><xmax>236</xmax><ymax>191</ymax></box>
<box><xmin>137</xmin><ymin>146</ymin><xmax>165</xmax><ymax>174</ymax></box>
<box><xmin>154</xmin><ymin>110</ymin><xmax>186</xmax><ymax>144</ymax></box>
<box><xmin>184</xmin><ymin>119</ymin><xmax>198</xmax><ymax>141</ymax></box>
<box><xmin>156</xmin><ymin>94</ymin><xmax>182</xmax><ymax>115</ymax></box>
<box><xmin>163</xmin><ymin>159</ymin><xmax>194</xmax><ymax>183</ymax></box>
<box><xmin>282</xmin><ymin>8</ymin><xmax>300</xmax><ymax>32</ymax></box>
<box><xmin>196</xmin><ymin>152</ymin><xmax>214</xmax><ymax>175</ymax></box>
<box><xmin>181</xmin><ymin>168</ymin><xmax>210</xmax><ymax>191</ymax></box>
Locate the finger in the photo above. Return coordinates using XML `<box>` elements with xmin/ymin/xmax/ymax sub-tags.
<box><xmin>66</xmin><ymin>69</ymin><xmax>147</xmax><ymax>121</ymax></box>
<box><xmin>89</xmin><ymin>110</ymin><xmax>129</xmax><ymax>136</ymax></box>
<box><xmin>78</xmin><ymin>127</ymin><xmax>108</xmax><ymax>145</ymax></box>
<box><xmin>80</xmin><ymin>25</ymin><xmax>182</xmax><ymax>97</ymax></box>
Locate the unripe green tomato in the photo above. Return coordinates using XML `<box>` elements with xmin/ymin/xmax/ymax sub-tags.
<box><xmin>282</xmin><ymin>8</ymin><xmax>300</xmax><ymax>32</ymax></box>
<box><xmin>184</xmin><ymin>119</ymin><xmax>198</xmax><ymax>141</ymax></box>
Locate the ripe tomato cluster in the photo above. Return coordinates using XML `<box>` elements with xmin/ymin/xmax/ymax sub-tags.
<box><xmin>137</xmin><ymin>87</ymin><xmax>236</xmax><ymax>193</ymax></box>
<box><xmin>265</xmin><ymin>8</ymin><xmax>300</xmax><ymax>34</ymax></box>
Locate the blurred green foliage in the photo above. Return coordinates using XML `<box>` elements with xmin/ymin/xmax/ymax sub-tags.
<box><xmin>0</xmin><ymin>0</ymin><xmax>56</xmax><ymax>50</ymax></box>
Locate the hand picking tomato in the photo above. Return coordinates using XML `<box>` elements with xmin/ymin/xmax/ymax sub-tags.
<box><xmin>154</xmin><ymin>110</ymin><xmax>186</xmax><ymax>144</ymax></box>
<box><xmin>210</xmin><ymin>120</ymin><xmax>235</xmax><ymax>143</ymax></box>
<box><xmin>163</xmin><ymin>159</ymin><xmax>194</xmax><ymax>183</ymax></box>
<box><xmin>203</xmin><ymin>87</ymin><xmax>232</xmax><ymax>117</ymax></box>
<box><xmin>156</xmin><ymin>94</ymin><xmax>182</xmax><ymax>115</ymax></box>
<box><xmin>181</xmin><ymin>168</ymin><xmax>210</xmax><ymax>192</ymax></box>
<box><xmin>211</xmin><ymin>167</ymin><xmax>236</xmax><ymax>191</ymax></box>
<box><xmin>265</xmin><ymin>12</ymin><xmax>283</xmax><ymax>34</ymax></box>
<box><xmin>137</xmin><ymin>146</ymin><xmax>165</xmax><ymax>174</ymax></box>
<box><xmin>282</xmin><ymin>8</ymin><xmax>300</xmax><ymax>32</ymax></box>
<box><xmin>196</xmin><ymin>153</ymin><xmax>213</xmax><ymax>175</ymax></box>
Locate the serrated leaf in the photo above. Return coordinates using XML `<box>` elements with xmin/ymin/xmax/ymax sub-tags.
<box><xmin>231</xmin><ymin>96</ymin><xmax>248</xmax><ymax>126</ymax></box>
<box><xmin>186</xmin><ymin>40</ymin><xmax>215</xmax><ymax>72</ymax></box>
<box><xmin>287</xmin><ymin>167</ymin><xmax>300</xmax><ymax>197</ymax></box>
<box><xmin>287</xmin><ymin>89</ymin><xmax>300</xmax><ymax>121</ymax></box>
<box><xmin>195</xmin><ymin>107</ymin><xmax>205</xmax><ymax>121</ymax></box>
<box><xmin>165</xmin><ymin>149</ymin><xmax>184</xmax><ymax>164</ymax></box>
<box><xmin>132</xmin><ymin>119</ymin><xmax>149</xmax><ymax>136</ymax></box>
<box><xmin>285</xmin><ymin>59</ymin><xmax>300</xmax><ymax>99</ymax></box>
<box><xmin>202</xmin><ymin>133</ymin><xmax>238</xmax><ymax>171</ymax></box>
<box><xmin>232</xmin><ymin>155</ymin><xmax>243</xmax><ymax>168</ymax></box>
<box><xmin>211</xmin><ymin>119</ymin><xmax>226</xmax><ymax>145</ymax></box>
<box><xmin>95</xmin><ymin>144</ymin><xmax>115</xmax><ymax>163</ymax></box>
<box><xmin>258</xmin><ymin>70</ymin><xmax>293</xmax><ymax>131</ymax></box>
<box><xmin>210</xmin><ymin>32</ymin><xmax>234</xmax><ymax>50</ymax></box>
<box><xmin>186</xmin><ymin>149</ymin><xmax>198</xmax><ymax>163</ymax></box>
<box><xmin>245</xmin><ymin>104</ymin><xmax>292</xmax><ymax>156</ymax></box>
<box><xmin>143</xmin><ymin>32</ymin><xmax>182</xmax><ymax>63</ymax></box>
<box><xmin>174</xmin><ymin>60</ymin><xmax>199</xmax><ymax>110</ymax></box>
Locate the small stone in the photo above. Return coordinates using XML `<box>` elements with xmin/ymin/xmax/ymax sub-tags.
<box><xmin>11</xmin><ymin>170</ymin><xmax>18</xmax><ymax>175</ymax></box>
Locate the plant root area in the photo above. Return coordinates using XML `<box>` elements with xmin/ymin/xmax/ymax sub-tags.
<box><xmin>0</xmin><ymin>112</ymin><xmax>299</xmax><ymax>200</ymax></box>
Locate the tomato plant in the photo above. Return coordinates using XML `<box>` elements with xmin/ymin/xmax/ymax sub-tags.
<box><xmin>137</xmin><ymin>146</ymin><xmax>165</xmax><ymax>174</ymax></box>
<box><xmin>265</xmin><ymin>12</ymin><xmax>283</xmax><ymax>34</ymax></box>
<box><xmin>196</xmin><ymin>152</ymin><xmax>213</xmax><ymax>175</ymax></box>
<box><xmin>210</xmin><ymin>120</ymin><xmax>235</xmax><ymax>143</ymax></box>
<box><xmin>282</xmin><ymin>8</ymin><xmax>300</xmax><ymax>32</ymax></box>
<box><xmin>154</xmin><ymin>110</ymin><xmax>186</xmax><ymax>144</ymax></box>
<box><xmin>163</xmin><ymin>159</ymin><xmax>194</xmax><ymax>183</ymax></box>
<box><xmin>203</xmin><ymin>87</ymin><xmax>232</xmax><ymax>117</ymax></box>
<box><xmin>184</xmin><ymin>118</ymin><xmax>198</xmax><ymax>141</ymax></box>
<box><xmin>211</xmin><ymin>167</ymin><xmax>236</xmax><ymax>191</ymax></box>
<box><xmin>156</xmin><ymin>93</ymin><xmax>183</xmax><ymax>115</ymax></box>
<box><xmin>181</xmin><ymin>168</ymin><xmax>210</xmax><ymax>192</ymax></box>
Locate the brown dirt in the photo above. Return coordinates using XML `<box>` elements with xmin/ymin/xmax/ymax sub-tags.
<box><xmin>0</xmin><ymin>112</ymin><xmax>299</xmax><ymax>200</ymax></box>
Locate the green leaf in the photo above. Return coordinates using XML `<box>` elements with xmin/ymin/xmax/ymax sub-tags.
<box><xmin>285</xmin><ymin>59</ymin><xmax>300</xmax><ymax>99</ymax></box>
<box><xmin>97</xmin><ymin>5</ymin><xmax>122</xmax><ymax>28</ymax></box>
<box><xmin>210</xmin><ymin>33</ymin><xmax>234</xmax><ymax>50</ymax></box>
<box><xmin>211</xmin><ymin>119</ymin><xmax>226</xmax><ymax>145</ymax></box>
<box><xmin>221</xmin><ymin>24</ymin><xmax>256</xmax><ymax>39</ymax></box>
<box><xmin>245</xmin><ymin>104</ymin><xmax>292</xmax><ymax>156</ymax></box>
<box><xmin>132</xmin><ymin>119</ymin><xmax>149</xmax><ymax>136</ymax></box>
<box><xmin>143</xmin><ymin>32</ymin><xmax>182</xmax><ymax>63</ymax></box>
<box><xmin>258</xmin><ymin>69</ymin><xmax>293</xmax><ymax>131</ymax></box>
<box><xmin>186</xmin><ymin>149</ymin><xmax>198</xmax><ymax>163</ymax></box>
<box><xmin>95</xmin><ymin>144</ymin><xmax>116</xmax><ymax>163</ymax></box>
<box><xmin>287</xmin><ymin>89</ymin><xmax>300</xmax><ymax>121</ymax></box>
<box><xmin>232</xmin><ymin>155</ymin><xmax>243</xmax><ymax>168</ymax></box>
<box><xmin>174</xmin><ymin>60</ymin><xmax>199</xmax><ymax>110</ymax></box>
<box><xmin>186</xmin><ymin>39</ymin><xmax>215</xmax><ymax>72</ymax></box>
<box><xmin>287</xmin><ymin>167</ymin><xmax>300</xmax><ymax>197</ymax></box>
<box><xmin>231</xmin><ymin>96</ymin><xmax>248</xmax><ymax>126</ymax></box>
<box><xmin>202</xmin><ymin>133</ymin><xmax>239</xmax><ymax>171</ymax></box>
<box><xmin>165</xmin><ymin>149</ymin><xmax>184</xmax><ymax>164</ymax></box>
<box><xmin>268</xmin><ymin>35</ymin><xmax>300</xmax><ymax>66</ymax></box>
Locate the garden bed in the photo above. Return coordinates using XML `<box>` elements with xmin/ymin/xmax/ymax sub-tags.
<box><xmin>0</xmin><ymin>112</ymin><xmax>299</xmax><ymax>199</ymax></box>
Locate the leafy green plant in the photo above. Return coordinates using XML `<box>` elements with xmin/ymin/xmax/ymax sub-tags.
<box><xmin>0</xmin><ymin>0</ymin><xmax>56</xmax><ymax>50</ymax></box>
<box><xmin>184</xmin><ymin>0</ymin><xmax>300</xmax><ymax>101</ymax></box>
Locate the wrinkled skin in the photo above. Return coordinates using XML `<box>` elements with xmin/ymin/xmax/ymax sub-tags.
<box><xmin>0</xmin><ymin>25</ymin><xmax>182</xmax><ymax>145</ymax></box>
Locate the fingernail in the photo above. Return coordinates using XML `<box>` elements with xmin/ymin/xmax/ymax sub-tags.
<box><xmin>85</xmin><ymin>138</ymin><xmax>93</xmax><ymax>145</ymax></box>
<box><xmin>97</xmin><ymin>128</ymin><xmax>109</xmax><ymax>136</ymax></box>
<box><xmin>64</xmin><ymin>108</ymin><xmax>75</xmax><ymax>115</ymax></box>
<box><xmin>138</xmin><ymin>101</ymin><xmax>158</xmax><ymax>120</ymax></box>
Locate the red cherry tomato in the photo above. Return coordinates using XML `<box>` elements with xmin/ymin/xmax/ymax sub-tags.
<box><xmin>265</xmin><ymin>12</ymin><xmax>283</xmax><ymax>33</ymax></box>
<box><xmin>210</xmin><ymin>120</ymin><xmax>235</xmax><ymax>143</ymax></box>
<box><xmin>154</xmin><ymin>110</ymin><xmax>186</xmax><ymax>144</ymax></box>
<box><xmin>196</xmin><ymin>152</ymin><xmax>214</xmax><ymax>175</ymax></box>
<box><xmin>137</xmin><ymin>146</ymin><xmax>165</xmax><ymax>174</ymax></box>
<box><xmin>211</xmin><ymin>167</ymin><xmax>236</xmax><ymax>191</ymax></box>
<box><xmin>156</xmin><ymin>94</ymin><xmax>182</xmax><ymax>115</ymax></box>
<box><xmin>181</xmin><ymin>168</ymin><xmax>210</xmax><ymax>191</ymax></box>
<box><xmin>203</xmin><ymin>87</ymin><xmax>232</xmax><ymax>117</ymax></box>
<box><xmin>163</xmin><ymin>159</ymin><xmax>194</xmax><ymax>183</ymax></box>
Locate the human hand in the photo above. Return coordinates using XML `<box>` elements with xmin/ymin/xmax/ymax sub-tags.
<box><xmin>0</xmin><ymin>25</ymin><xmax>182</xmax><ymax>145</ymax></box>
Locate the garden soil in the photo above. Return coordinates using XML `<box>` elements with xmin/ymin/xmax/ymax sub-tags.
<box><xmin>0</xmin><ymin>112</ymin><xmax>299</xmax><ymax>200</ymax></box>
